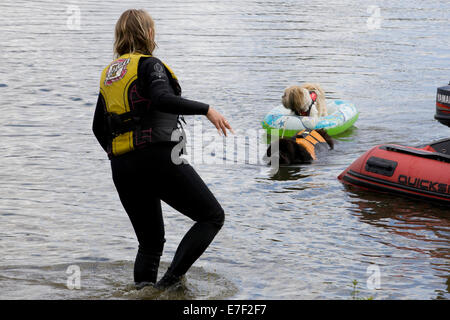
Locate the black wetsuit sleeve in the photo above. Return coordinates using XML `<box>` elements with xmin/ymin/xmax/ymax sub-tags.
<box><xmin>92</xmin><ymin>93</ymin><xmax>108</xmax><ymax>152</ymax></box>
<box><xmin>138</xmin><ymin>57</ymin><xmax>210</xmax><ymax>115</ymax></box>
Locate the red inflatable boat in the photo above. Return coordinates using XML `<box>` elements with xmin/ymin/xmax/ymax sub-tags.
<box><xmin>338</xmin><ymin>139</ymin><xmax>450</xmax><ymax>206</ymax></box>
<box><xmin>339</xmin><ymin>84</ymin><xmax>450</xmax><ymax>206</ymax></box>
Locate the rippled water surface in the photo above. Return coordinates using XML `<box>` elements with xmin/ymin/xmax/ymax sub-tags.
<box><xmin>1</xmin><ymin>0</ymin><xmax>449</xmax><ymax>299</ymax></box>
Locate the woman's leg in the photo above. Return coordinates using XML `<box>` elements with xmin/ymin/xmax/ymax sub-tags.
<box><xmin>154</xmin><ymin>157</ymin><xmax>225</xmax><ymax>278</ymax></box>
<box><xmin>110</xmin><ymin>152</ymin><xmax>165</xmax><ymax>284</ymax></box>
<box><xmin>110</xmin><ymin>142</ymin><xmax>224</xmax><ymax>287</ymax></box>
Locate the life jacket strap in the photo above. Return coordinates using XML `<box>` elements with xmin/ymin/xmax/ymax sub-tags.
<box><xmin>107</xmin><ymin>111</ymin><xmax>184</xmax><ymax>138</ymax></box>
<box><xmin>309</xmin><ymin>129</ymin><xmax>326</xmax><ymax>143</ymax></box>
<box><xmin>107</xmin><ymin>112</ymin><xmax>139</xmax><ymax>137</ymax></box>
<box><xmin>177</xmin><ymin>115</ymin><xmax>186</xmax><ymax>129</ymax></box>
<box><xmin>294</xmin><ymin>129</ymin><xmax>326</xmax><ymax>160</ymax></box>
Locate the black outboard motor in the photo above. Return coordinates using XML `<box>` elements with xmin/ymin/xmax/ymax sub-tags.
<box><xmin>435</xmin><ymin>82</ymin><xmax>450</xmax><ymax>127</ymax></box>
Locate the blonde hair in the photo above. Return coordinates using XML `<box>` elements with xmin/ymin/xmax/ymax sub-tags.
<box><xmin>114</xmin><ymin>9</ymin><xmax>157</xmax><ymax>58</ymax></box>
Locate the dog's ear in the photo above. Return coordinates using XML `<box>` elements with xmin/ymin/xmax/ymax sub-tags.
<box><xmin>316</xmin><ymin>129</ymin><xmax>334</xmax><ymax>150</ymax></box>
<box><xmin>266</xmin><ymin>138</ymin><xmax>292</xmax><ymax>157</ymax></box>
<box><xmin>266</xmin><ymin>139</ymin><xmax>293</xmax><ymax>165</ymax></box>
<box><xmin>282</xmin><ymin>138</ymin><xmax>315</xmax><ymax>164</ymax></box>
<box><xmin>279</xmin><ymin>152</ymin><xmax>291</xmax><ymax>165</ymax></box>
<box><xmin>291</xmin><ymin>87</ymin><xmax>306</xmax><ymax>113</ymax></box>
<box><xmin>270</xmin><ymin>138</ymin><xmax>298</xmax><ymax>165</ymax></box>
<box><xmin>283</xmin><ymin>86</ymin><xmax>306</xmax><ymax>114</ymax></box>
<box><xmin>280</xmin><ymin>139</ymin><xmax>295</xmax><ymax>165</ymax></box>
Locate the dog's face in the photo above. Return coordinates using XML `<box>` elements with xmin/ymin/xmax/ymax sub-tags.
<box><xmin>282</xmin><ymin>86</ymin><xmax>312</xmax><ymax>115</ymax></box>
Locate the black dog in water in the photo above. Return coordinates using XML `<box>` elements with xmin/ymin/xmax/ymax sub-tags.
<box><xmin>266</xmin><ymin>129</ymin><xmax>334</xmax><ymax>165</ymax></box>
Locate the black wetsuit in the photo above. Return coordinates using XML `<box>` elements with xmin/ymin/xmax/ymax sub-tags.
<box><xmin>92</xmin><ymin>56</ymin><xmax>224</xmax><ymax>283</ymax></box>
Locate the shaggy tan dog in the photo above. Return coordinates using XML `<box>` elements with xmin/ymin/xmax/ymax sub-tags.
<box><xmin>281</xmin><ymin>83</ymin><xmax>327</xmax><ymax>118</ymax></box>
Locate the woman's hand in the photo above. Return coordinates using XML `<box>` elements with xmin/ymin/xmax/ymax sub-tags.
<box><xmin>206</xmin><ymin>107</ymin><xmax>234</xmax><ymax>136</ymax></box>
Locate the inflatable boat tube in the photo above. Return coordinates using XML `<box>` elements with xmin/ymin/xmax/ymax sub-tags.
<box><xmin>262</xmin><ymin>100</ymin><xmax>359</xmax><ymax>137</ymax></box>
<box><xmin>338</xmin><ymin>138</ymin><xmax>450</xmax><ymax>206</ymax></box>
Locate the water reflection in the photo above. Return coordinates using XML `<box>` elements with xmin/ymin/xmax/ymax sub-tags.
<box><xmin>268</xmin><ymin>166</ymin><xmax>310</xmax><ymax>181</ymax></box>
<box><xmin>345</xmin><ymin>187</ymin><xmax>449</xmax><ymax>297</ymax></box>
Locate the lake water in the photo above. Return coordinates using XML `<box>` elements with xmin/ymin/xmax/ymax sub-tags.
<box><xmin>0</xmin><ymin>0</ymin><xmax>449</xmax><ymax>299</ymax></box>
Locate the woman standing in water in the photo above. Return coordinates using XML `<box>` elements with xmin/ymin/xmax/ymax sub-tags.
<box><xmin>92</xmin><ymin>9</ymin><xmax>233</xmax><ymax>289</ymax></box>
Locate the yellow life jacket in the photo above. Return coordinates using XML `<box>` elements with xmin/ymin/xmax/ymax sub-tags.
<box><xmin>99</xmin><ymin>53</ymin><xmax>180</xmax><ymax>157</ymax></box>
<box><xmin>295</xmin><ymin>130</ymin><xmax>328</xmax><ymax>160</ymax></box>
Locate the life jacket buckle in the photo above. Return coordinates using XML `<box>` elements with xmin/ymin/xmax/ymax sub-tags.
<box><xmin>107</xmin><ymin>112</ymin><xmax>139</xmax><ymax>137</ymax></box>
